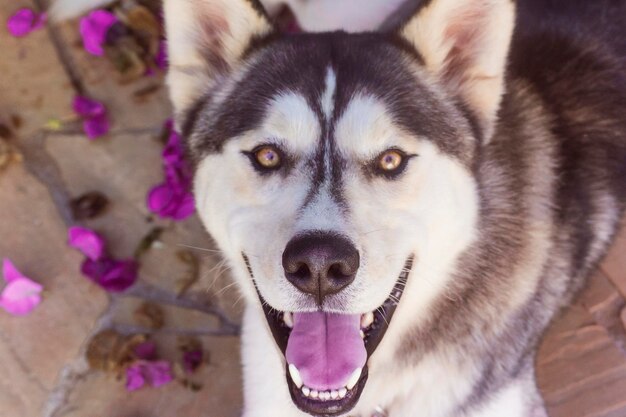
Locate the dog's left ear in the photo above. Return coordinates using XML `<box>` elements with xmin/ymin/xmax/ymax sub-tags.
<box><xmin>400</xmin><ymin>0</ymin><xmax>515</xmax><ymax>141</ymax></box>
<box><xmin>164</xmin><ymin>0</ymin><xmax>273</xmax><ymax>121</ymax></box>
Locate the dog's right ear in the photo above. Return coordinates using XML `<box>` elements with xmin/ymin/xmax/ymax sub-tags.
<box><xmin>164</xmin><ymin>0</ymin><xmax>273</xmax><ymax>121</ymax></box>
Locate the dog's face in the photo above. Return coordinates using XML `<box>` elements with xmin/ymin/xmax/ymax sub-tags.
<box><xmin>164</xmin><ymin>0</ymin><xmax>514</xmax><ymax>415</ymax></box>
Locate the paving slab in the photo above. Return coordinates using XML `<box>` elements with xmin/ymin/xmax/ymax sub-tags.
<box><xmin>61</xmin><ymin>336</ymin><xmax>242</xmax><ymax>417</ymax></box>
<box><xmin>537</xmin><ymin>272</ymin><xmax>626</xmax><ymax>417</ymax></box>
<box><xmin>0</xmin><ymin>1</ymin><xmax>74</xmax><ymax>138</ymax></box>
<box><xmin>0</xmin><ymin>162</ymin><xmax>109</xmax><ymax>417</ymax></box>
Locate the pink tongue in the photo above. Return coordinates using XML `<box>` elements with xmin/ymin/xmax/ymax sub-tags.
<box><xmin>286</xmin><ymin>312</ymin><xmax>366</xmax><ymax>391</ymax></box>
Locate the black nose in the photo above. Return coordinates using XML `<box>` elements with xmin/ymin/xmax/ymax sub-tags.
<box><xmin>282</xmin><ymin>232</ymin><xmax>359</xmax><ymax>305</ymax></box>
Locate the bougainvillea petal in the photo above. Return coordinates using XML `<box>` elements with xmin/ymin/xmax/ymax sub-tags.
<box><xmin>144</xmin><ymin>361</ymin><xmax>173</xmax><ymax>387</ymax></box>
<box><xmin>72</xmin><ymin>95</ymin><xmax>105</xmax><ymax>118</ymax></box>
<box><xmin>1</xmin><ymin>259</ymin><xmax>43</xmax><ymax>316</ymax></box>
<box><xmin>79</xmin><ymin>10</ymin><xmax>118</xmax><ymax>56</ymax></box>
<box><xmin>147</xmin><ymin>120</ymin><xmax>195</xmax><ymax>220</ymax></box>
<box><xmin>72</xmin><ymin>96</ymin><xmax>109</xmax><ymax>139</ymax></box>
<box><xmin>183</xmin><ymin>349</ymin><xmax>203</xmax><ymax>373</ymax></box>
<box><xmin>81</xmin><ymin>258</ymin><xmax>138</xmax><ymax>292</ymax></box>
<box><xmin>154</xmin><ymin>40</ymin><xmax>167</xmax><ymax>70</ymax></box>
<box><xmin>171</xmin><ymin>193</ymin><xmax>195</xmax><ymax>221</ymax></box>
<box><xmin>83</xmin><ymin>114</ymin><xmax>110</xmax><ymax>139</ymax></box>
<box><xmin>134</xmin><ymin>341</ymin><xmax>157</xmax><ymax>360</ymax></box>
<box><xmin>147</xmin><ymin>183</ymin><xmax>175</xmax><ymax>213</ymax></box>
<box><xmin>68</xmin><ymin>226</ymin><xmax>105</xmax><ymax>261</ymax></box>
<box><xmin>7</xmin><ymin>9</ymin><xmax>46</xmax><ymax>37</ymax></box>
<box><xmin>126</xmin><ymin>364</ymin><xmax>145</xmax><ymax>391</ymax></box>
<box><xmin>3</xmin><ymin>258</ymin><xmax>24</xmax><ymax>283</ymax></box>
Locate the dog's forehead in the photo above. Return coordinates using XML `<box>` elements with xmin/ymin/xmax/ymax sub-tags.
<box><xmin>188</xmin><ymin>32</ymin><xmax>473</xmax><ymax>162</ymax></box>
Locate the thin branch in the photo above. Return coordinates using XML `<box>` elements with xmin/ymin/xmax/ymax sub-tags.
<box><xmin>121</xmin><ymin>282</ymin><xmax>240</xmax><ymax>335</ymax></box>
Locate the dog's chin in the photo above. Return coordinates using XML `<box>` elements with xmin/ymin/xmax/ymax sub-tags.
<box><xmin>244</xmin><ymin>254</ymin><xmax>413</xmax><ymax>416</ymax></box>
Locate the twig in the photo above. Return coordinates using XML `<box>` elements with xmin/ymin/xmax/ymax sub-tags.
<box><xmin>121</xmin><ymin>282</ymin><xmax>240</xmax><ymax>335</ymax></box>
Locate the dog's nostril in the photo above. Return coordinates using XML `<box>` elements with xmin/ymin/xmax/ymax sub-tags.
<box><xmin>282</xmin><ymin>232</ymin><xmax>359</xmax><ymax>304</ymax></box>
<box><xmin>291</xmin><ymin>264</ymin><xmax>310</xmax><ymax>280</ymax></box>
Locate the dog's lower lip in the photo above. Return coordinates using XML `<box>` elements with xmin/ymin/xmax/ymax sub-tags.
<box><xmin>246</xmin><ymin>254</ymin><xmax>414</xmax><ymax>415</ymax></box>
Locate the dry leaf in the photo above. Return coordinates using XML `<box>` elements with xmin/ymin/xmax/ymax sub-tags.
<box><xmin>133</xmin><ymin>226</ymin><xmax>164</xmax><ymax>259</ymax></box>
<box><xmin>70</xmin><ymin>191</ymin><xmax>109</xmax><ymax>220</ymax></box>
<box><xmin>176</xmin><ymin>250</ymin><xmax>199</xmax><ymax>297</ymax></box>
<box><xmin>134</xmin><ymin>301</ymin><xmax>165</xmax><ymax>329</ymax></box>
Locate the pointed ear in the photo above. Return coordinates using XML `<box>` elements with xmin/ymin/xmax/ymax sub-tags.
<box><xmin>164</xmin><ymin>0</ymin><xmax>273</xmax><ymax>118</ymax></box>
<box><xmin>400</xmin><ymin>0</ymin><xmax>515</xmax><ymax>141</ymax></box>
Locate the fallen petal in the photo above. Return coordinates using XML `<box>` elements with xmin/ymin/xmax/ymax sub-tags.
<box><xmin>7</xmin><ymin>8</ymin><xmax>46</xmax><ymax>38</ymax></box>
<box><xmin>68</xmin><ymin>226</ymin><xmax>106</xmax><ymax>261</ymax></box>
<box><xmin>154</xmin><ymin>40</ymin><xmax>167</xmax><ymax>70</ymax></box>
<box><xmin>79</xmin><ymin>10</ymin><xmax>118</xmax><ymax>56</ymax></box>
<box><xmin>134</xmin><ymin>341</ymin><xmax>157</xmax><ymax>360</ymax></box>
<box><xmin>3</xmin><ymin>258</ymin><xmax>25</xmax><ymax>283</ymax></box>
<box><xmin>171</xmin><ymin>192</ymin><xmax>195</xmax><ymax>220</ymax></box>
<box><xmin>147</xmin><ymin>182</ymin><xmax>175</xmax><ymax>214</ymax></box>
<box><xmin>125</xmin><ymin>363</ymin><xmax>146</xmax><ymax>391</ymax></box>
<box><xmin>81</xmin><ymin>258</ymin><xmax>138</xmax><ymax>292</ymax></box>
<box><xmin>83</xmin><ymin>113</ymin><xmax>110</xmax><ymax>139</ymax></box>
<box><xmin>144</xmin><ymin>360</ymin><xmax>173</xmax><ymax>387</ymax></box>
<box><xmin>0</xmin><ymin>260</ymin><xmax>43</xmax><ymax>316</ymax></box>
<box><xmin>72</xmin><ymin>95</ymin><xmax>105</xmax><ymax>118</ymax></box>
<box><xmin>182</xmin><ymin>349</ymin><xmax>203</xmax><ymax>373</ymax></box>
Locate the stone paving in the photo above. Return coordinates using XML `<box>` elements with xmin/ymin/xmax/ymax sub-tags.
<box><xmin>0</xmin><ymin>2</ymin><xmax>625</xmax><ymax>417</ymax></box>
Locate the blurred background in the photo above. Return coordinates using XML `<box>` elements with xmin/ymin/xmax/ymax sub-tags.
<box><xmin>0</xmin><ymin>1</ymin><xmax>625</xmax><ymax>416</ymax></box>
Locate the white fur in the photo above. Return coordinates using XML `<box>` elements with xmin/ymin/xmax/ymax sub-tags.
<box><xmin>194</xmin><ymin>87</ymin><xmax>485</xmax><ymax>416</ymax></box>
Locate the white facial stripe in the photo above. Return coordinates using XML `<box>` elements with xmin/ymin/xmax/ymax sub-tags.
<box><xmin>334</xmin><ymin>94</ymin><xmax>415</xmax><ymax>158</ymax></box>
<box><xmin>321</xmin><ymin>68</ymin><xmax>337</xmax><ymax>122</ymax></box>
<box><xmin>236</xmin><ymin>91</ymin><xmax>320</xmax><ymax>154</ymax></box>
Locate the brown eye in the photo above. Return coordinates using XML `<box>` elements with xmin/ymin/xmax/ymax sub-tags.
<box><xmin>379</xmin><ymin>150</ymin><xmax>403</xmax><ymax>171</ymax></box>
<box><xmin>255</xmin><ymin>146</ymin><xmax>281</xmax><ymax>169</ymax></box>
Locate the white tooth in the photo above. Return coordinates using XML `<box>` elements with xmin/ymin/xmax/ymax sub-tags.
<box><xmin>283</xmin><ymin>312</ymin><xmax>294</xmax><ymax>328</ymax></box>
<box><xmin>302</xmin><ymin>386</ymin><xmax>310</xmax><ymax>396</ymax></box>
<box><xmin>346</xmin><ymin>367</ymin><xmax>362</xmax><ymax>390</ymax></box>
<box><xmin>361</xmin><ymin>312</ymin><xmax>374</xmax><ymax>328</ymax></box>
<box><xmin>288</xmin><ymin>364</ymin><xmax>303</xmax><ymax>388</ymax></box>
<box><xmin>339</xmin><ymin>387</ymin><xmax>347</xmax><ymax>398</ymax></box>
<box><xmin>323</xmin><ymin>391</ymin><xmax>331</xmax><ymax>401</ymax></box>
<box><xmin>330</xmin><ymin>390</ymin><xmax>339</xmax><ymax>399</ymax></box>
<box><xmin>360</xmin><ymin>329</ymin><xmax>365</xmax><ymax>339</ymax></box>
<box><xmin>310</xmin><ymin>390</ymin><xmax>319</xmax><ymax>399</ymax></box>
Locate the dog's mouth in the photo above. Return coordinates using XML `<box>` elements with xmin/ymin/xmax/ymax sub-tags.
<box><xmin>245</xmin><ymin>255</ymin><xmax>413</xmax><ymax>416</ymax></box>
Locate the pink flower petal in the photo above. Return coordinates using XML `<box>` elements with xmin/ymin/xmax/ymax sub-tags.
<box><xmin>171</xmin><ymin>192</ymin><xmax>195</xmax><ymax>220</ymax></box>
<box><xmin>147</xmin><ymin>183</ymin><xmax>175</xmax><ymax>214</ymax></box>
<box><xmin>72</xmin><ymin>96</ymin><xmax>109</xmax><ymax>139</ymax></box>
<box><xmin>125</xmin><ymin>364</ymin><xmax>145</xmax><ymax>391</ymax></box>
<box><xmin>3</xmin><ymin>258</ymin><xmax>25</xmax><ymax>283</ymax></box>
<box><xmin>68</xmin><ymin>226</ymin><xmax>105</xmax><ymax>261</ymax></box>
<box><xmin>0</xmin><ymin>260</ymin><xmax>43</xmax><ymax>316</ymax></box>
<box><xmin>154</xmin><ymin>40</ymin><xmax>168</xmax><ymax>70</ymax></box>
<box><xmin>80</xmin><ymin>258</ymin><xmax>138</xmax><ymax>292</ymax></box>
<box><xmin>79</xmin><ymin>10</ymin><xmax>118</xmax><ymax>56</ymax></box>
<box><xmin>72</xmin><ymin>95</ymin><xmax>105</xmax><ymax>118</ymax></box>
<box><xmin>7</xmin><ymin>8</ymin><xmax>46</xmax><ymax>38</ymax></box>
<box><xmin>147</xmin><ymin>120</ymin><xmax>196</xmax><ymax>221</ymax></box>
<box><xmin>134</xmin><ymin>341</ymin><xmax>157</xmax><ymax>360</ymax></box>
<box><xmin>144</xmin><ymin>361</ymin><xmax>173</xmax><ymax>387</ymax></box>
<box><xmin>183</xmin><ymin>349</ymin><xmax>203</xmax><ymax>373</ymax></box>
<box><xmin>83</xmin><ymin>114</ymin><xmax>109</xmax><ymax>139</ymax></box>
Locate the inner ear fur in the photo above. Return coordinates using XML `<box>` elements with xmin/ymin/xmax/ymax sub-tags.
<box><xmin>164</xmin><ymin>0</ymin><xmax>274</xmax><ymax>120</ymax></box>
<box><xmin>400</xmin><ymin>0</ymin><xmax>516</xmax><ymax>141</ymax></box>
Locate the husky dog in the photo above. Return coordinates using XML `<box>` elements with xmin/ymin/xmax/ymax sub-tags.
<box><xmin>158</xmin><ymin>0</ymin><xmax>626</xmax><ymax>416</ymax></box>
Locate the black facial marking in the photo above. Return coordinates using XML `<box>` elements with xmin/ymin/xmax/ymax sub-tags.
<box><xmin>185</xmin><ymin>31</ymin><xmax>477</xmax><ymax>166</ymax></box>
